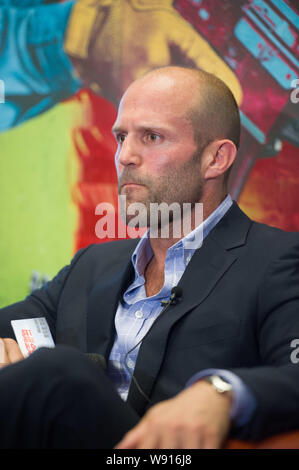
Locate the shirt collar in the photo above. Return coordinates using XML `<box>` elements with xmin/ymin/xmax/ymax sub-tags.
<box><xmin>131</xmin><ymin>194</ymin><xmax>233</xmax><ymax>276</ymax></box>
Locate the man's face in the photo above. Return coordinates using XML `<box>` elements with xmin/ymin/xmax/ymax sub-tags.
<box><xmin>112</xmin><ymin>73</ymin><xmax>204</xmax><ymax>227</ymax></box>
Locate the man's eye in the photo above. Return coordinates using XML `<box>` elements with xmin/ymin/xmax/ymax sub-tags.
<box><xmin>117</xmin><ymin>134</ymin><xmax>126</xmax><ymax>144</ymax></box>
<box><xmin>146</xmin><ymin>133</ymin><xmax>160</xmax><ymax>143</ymax></box>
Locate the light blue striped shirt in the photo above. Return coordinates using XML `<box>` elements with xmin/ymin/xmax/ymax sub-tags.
<box><xmin>107</xmin><ymin>195</ymin><xmax>256</xmax><ymax>425</ymax></box>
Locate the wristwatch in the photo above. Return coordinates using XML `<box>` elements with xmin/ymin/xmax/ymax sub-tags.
<box><xmin>204</xmin><ymin>375</ymin><xmax>233</xmax><ymax>394</ymax></box>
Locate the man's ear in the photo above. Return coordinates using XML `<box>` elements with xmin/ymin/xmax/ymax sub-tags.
<box><xmin>202</xmin><ymin>140</ymin><xmax>237</xmax><ymax>180</ymax></box>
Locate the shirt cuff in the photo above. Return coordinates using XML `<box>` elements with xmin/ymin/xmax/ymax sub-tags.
<box><xmin>185</xmin><ymin>368</ymin><xmax>256</xmax><ymax>427</ymax></box>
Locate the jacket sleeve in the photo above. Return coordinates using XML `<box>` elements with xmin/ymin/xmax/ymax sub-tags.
<box><xmin>0</xmin><ymin>246</ymin><xmax>89</xmax><ymax>342</ymax></box>
<box><xmin>228</xmin><ymin>234</ymin><xmax>299</xmax><ymax>440</ymax></box>
<box><xmin>0</xmin><ymin>0</ymin><xmax>81</xmax><ymax>131</ymax></box>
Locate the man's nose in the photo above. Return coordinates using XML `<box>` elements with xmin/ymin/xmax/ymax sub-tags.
<box><xmin>116</xmin><ymin>136</ymin><xmax>142</xmax><ymax>167</ymax></box>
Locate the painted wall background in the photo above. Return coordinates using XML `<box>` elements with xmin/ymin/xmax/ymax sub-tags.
<box><xmin>0</xmin><ymin>0</ymin><xmax>298</xmax><ymax>307</ymax></box>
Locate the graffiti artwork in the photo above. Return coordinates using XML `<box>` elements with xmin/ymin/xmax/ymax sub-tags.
<box><xmin>0</xmin><ymin>0</ymin><xmax>298</xmax><ymax>306</ymax></box>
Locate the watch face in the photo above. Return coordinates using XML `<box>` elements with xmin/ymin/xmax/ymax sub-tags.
<box><xmin>206</xmin><ymin>375</ymin><xmax>232</xmax><ymax>393</ymax></box>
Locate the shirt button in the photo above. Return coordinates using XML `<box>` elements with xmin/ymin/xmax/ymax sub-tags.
<box><xmin>127</xmin><ymin>358</ymin><xmax>135</xmax><ymax>369</ymax></box>
<box><xmin>135</xmin><ymin>310</ymin><xmax>143</xmax><ymax>319</ymax></box>
<box><xmin>186</xmin><ymin>255</ymin><xmax>192</xmax><ymax>264</ymax></box>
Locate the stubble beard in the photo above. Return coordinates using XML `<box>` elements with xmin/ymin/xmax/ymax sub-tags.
<box><xmin>117</xmin><ymin>149</ymin><xmax>204</xmax><ymax>236</ymax></box>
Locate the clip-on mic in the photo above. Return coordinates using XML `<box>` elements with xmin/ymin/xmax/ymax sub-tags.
<box><xmin>160</xmin><ymin>286</ymin><xmax>183</xmax><ymax>307</ymax></box>
<box><xmin>124</xmin><ymin>285</ymin><xmax>183</xmax><ymax>405</ymax></box>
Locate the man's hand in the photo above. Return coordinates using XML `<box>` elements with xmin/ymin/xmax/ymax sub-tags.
<box><xmin>64</xmin><ymin>0</ymin><xmax>242</xmax><ymax>105</ymax></box>
<box><xmin>115</xmin><ymin>380</ymin><xmax>232</xmax><ymax>449</ymax></box>
<box><xmin>0</xmin><ymin>338</ymin><xmax>24</xmax><ymax>368</ymax></box>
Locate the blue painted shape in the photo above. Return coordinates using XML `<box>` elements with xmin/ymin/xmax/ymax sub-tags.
<box><xmin>245</xmin><ymin>8</ymin><xmax>299</xmax><ymax>68</ymax></box>
<box><xmin>198</xmin><ymin>8</ymin><xmax>210</xmax><ymax>20</ymax></box>
<box><xmin>235</xmin><ymin>18</ymin><xmax>297</xmax><ymax>89</ymax></box>
<box><xmin>269</xmin><ymin>0</ymin><xmax>299</xmax><ymax>30</ymax></box>
<box><xmin>248</xmin><ymin>0</ymin><xmax>296</xmax><ymax>48</ymax></box>
<box><xmin>239</xmin><ymin>111</ymin><xmax>266</xmax><ymax>144</ymax></box>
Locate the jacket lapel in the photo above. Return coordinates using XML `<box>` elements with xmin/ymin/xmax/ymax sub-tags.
<box><xmin>127</xmin><ymin>203</ymin><xmax>253</xmax><ymax>414</ymax></box>
<box><xmin>86</xmin><ymin>244</ymin><xmax>136</xmax><ymax>360</ymax></box>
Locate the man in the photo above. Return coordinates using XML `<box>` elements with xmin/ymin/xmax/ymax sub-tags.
<box><xmin>1</xmin><ymin>66</ymin><xmax>299</xmax><ymax>449</ymax></box>
<box><xmin>0</xmin><ymin>0</ymin><xmax>243</xmax><ymax>309</ymax></box>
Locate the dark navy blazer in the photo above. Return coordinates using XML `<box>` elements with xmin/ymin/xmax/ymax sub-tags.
<box><xmin>1</xmin><ymin>202</ymin><xmax>299</xmax><ymax>441</ymax></box>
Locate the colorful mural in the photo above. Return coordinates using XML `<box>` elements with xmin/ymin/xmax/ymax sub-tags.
<box><xmin>0</xmin><ymin>0</ymin><xmax>298</xmax><ymax>307</ymax></box>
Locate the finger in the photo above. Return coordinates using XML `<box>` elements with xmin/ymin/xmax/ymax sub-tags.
<box><xmin>202</xmin><ymin>431</ymin><xmax>222</xmax><ymax>449</ymax></box>
<box><xmin>158</xmin><ymin>424</ymin><xmax>202</xmax><ymax>449</ymax></box>
<box><xmin>136</xmin><ymin>432</ymin><xmax>160</xmax><ymax>450</ymax></box>
<box><xmin>183</xmin><ymin>433</ymin><xmax>204</xmax><ymax>450</ymax></box>
<box><xmin>159</xmin><ymin>431</ymin><xmax>182</xmax><ymax>449</ymax></box>
<box><xmin>0</xmin><ymin>338</ymin><xmax>9</xmax><ymax>368</ymax></box>
<box><xmin>138</xmin><ymin>418</ymin><xmax>186</xmax><ymax>449</ymax></box>
<box><xmin>3</xmin><ymin>338</ymin><xmax>24</xmax><ymax>364</ymax></box>
<box><xmin>115</xmin><ymin>424</ymin><xmax>146</xmax><ymax>449</ymax></box>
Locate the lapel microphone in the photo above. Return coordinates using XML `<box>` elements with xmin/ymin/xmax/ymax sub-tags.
<box><xmin>160</xmin><ymin>286</ymin><xmax>183</xmax><ymax>307</ymax></box>
<box><xmin>124</xmin><ymin>285</ymin><xmax>183</xmax><ymax>405</ymax></box>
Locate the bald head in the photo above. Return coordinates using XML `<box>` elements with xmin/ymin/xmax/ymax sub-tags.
<box><xmin>124</xmin><ymin>65</ymin><xmax>241</xmax><ymax>154</ymax></box>
<box><xmin>114</xmin><ymin>65</ymin><xmax>239</xmax><ymax>219</ymax></box>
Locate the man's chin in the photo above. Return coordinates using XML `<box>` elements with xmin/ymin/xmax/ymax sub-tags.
<box><xmin>120</xmin><ymin>183</ymin><xmax>147</xmax><ymax>195</ymax></box>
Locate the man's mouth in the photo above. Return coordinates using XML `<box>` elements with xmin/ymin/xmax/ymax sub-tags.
<box><xmin>121</xmin><ymin>183</ymin><xmax>144</xmax><ymax>190</ymax></box>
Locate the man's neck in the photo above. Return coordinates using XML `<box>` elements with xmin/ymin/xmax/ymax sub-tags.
<box><xmin>148</xmin><ymin>193</ymin><xmax>227</xmax><ymax>266</ymax></box>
